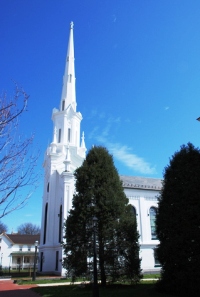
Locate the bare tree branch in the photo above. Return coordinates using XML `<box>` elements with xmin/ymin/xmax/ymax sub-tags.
<box><xmin>0</xmin><ymin>85</ymin><xmax>40</xmax><ymax>218</ymax></box>
<box><xmin>17</xmin><ymin>222</ymin><xmax>40</xmax><ymax>235</ymax></box>
<box><xmin>0</xmin><ymin>221</ymin><xmax>8</xmax><ymax>233</ymax></box>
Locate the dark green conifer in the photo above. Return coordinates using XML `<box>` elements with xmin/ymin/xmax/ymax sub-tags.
<box><xmin>156</xmin><ymin>143</ymin><xmax>200</xmax><ymax>296</ymax></box>
<box><xmin>63</xmin><ymin>146</ymin><xmax>141</xmax><ymax>285</ymax></box>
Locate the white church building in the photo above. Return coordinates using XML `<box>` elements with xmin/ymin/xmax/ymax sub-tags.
<box><xmin>39</xmin><ymin>22</ymin><xmax>162</xmax><ymax>276</ymax></box>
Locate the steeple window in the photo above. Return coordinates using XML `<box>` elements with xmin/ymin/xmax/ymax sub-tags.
<box><xmin>40</xmin><ymin>252</ymin><xmax>43</xmax><ymax>272</ymax></box>
<box><xmin>62</xmin><ymin>101</ymin><xmax>65</xmax><ymax>111</ymax></box>
<box><xmin>58</xmin><ymin>129</ymin><xmax>61</xmax><ymax>143</ymax></box>
<box><xmin>58</xmin><ymin>205</ymin><xmax>63</xmax><ymax>243</ymax></box>
<box><xmin>68</xmin><ymin>128</ymin><xmax>71</xmax><ymax>142</ymax></box>
<box><xmin>43</xmin><ymin>203</ymin><xmax>48</xmax><ymax>244</ymax></box>
<box><xmin>55</xmin><ymin>251</ymin><xmax>59</xmax><ymax>271</ymax></box>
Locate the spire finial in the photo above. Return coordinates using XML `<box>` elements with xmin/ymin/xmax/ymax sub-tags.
<box><xmin>70</xmin><ymin>21</ymin><xmax>74</xmax><ymax>29</ymax></box>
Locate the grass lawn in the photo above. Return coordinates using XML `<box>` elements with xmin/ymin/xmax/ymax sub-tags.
<box><xmin>17</xmin><ymin>278</ymin><xmax>71</xmax><ymax>285</ymax></box>
<box><xmin>143</xmin><ymin>274</ymin><xmax>160</xmax><ymax>279</ymax></box>
<box><xmin>17</xmin><ymin>274</ymin><xmax>160</xmax><ymax>285</ymax></box>
<box><xmin>31</xmin><ymin>282</ymin><xmax>175</xmax><ymax>297</ymax></box>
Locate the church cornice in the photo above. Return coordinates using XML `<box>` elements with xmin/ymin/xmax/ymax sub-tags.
<box><xmin>120</xmin><ymin>175</ymin><xmax>162</xmax><ymax>191</ymax></box>
<box><xmin>127</xmin><ymin>196</ymin><xmax>140</xmax><ymax>200</ymax></box>
<box><xmin>144</xmin><ymin>196</ymin><xmax>158</xmax><ymax>201</ymax></box>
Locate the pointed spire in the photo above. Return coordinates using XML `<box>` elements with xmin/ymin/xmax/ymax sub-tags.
<box><xmin>60</xmin><ymin>22</ymin><xmax>76</xmax><ymax>112</ymax></box>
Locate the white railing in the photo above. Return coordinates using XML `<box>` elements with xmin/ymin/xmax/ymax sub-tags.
<box><xmin>11</xmin><ymin>263</ymin><xmax>38</xmax><ymax>270</ymax></box>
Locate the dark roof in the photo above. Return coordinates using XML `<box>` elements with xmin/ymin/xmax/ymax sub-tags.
<box><xmin>120</xmin><ymin>175</ymin><xmax>162</xmax><ymax>190</ymax></box>
<box><xmin>5</xmin><ymin>234</ymin><xmax>40</xmax><ymax>245</ymax></box>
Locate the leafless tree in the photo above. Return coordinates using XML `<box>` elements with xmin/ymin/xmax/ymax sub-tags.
<box><xmin>0</xmin><ymin>221</ymin><xmax>8</xmax><ymax>233</ymax></box>
<box><xmin>0</xmin><ymin>85</ymin><xmax>39</xmax><ymax>218</ymax></box>
<box><xmin>17</xmin><ymin>222</ymin><xmax>40</xmax><ymax>235</ymax></box>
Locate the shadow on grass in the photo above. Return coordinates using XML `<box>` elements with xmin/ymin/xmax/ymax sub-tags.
<box><xmin>32</xmin><ymin>283</ymin><xmax>176</xmax><ymax>297</ymax></box>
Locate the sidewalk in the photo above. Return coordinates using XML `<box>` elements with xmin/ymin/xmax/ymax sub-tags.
<box><xmin>0</xmin><ymin>279</ymin><xmax>39</xmax><ymax>297</ymax></box>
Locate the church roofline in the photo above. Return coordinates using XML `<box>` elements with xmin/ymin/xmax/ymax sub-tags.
<box><xmin>120</xmin><ymin>175</ymin><xmax>163</xmax><ymax>190</ymax></box>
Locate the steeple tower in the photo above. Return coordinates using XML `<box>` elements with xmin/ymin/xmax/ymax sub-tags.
<box><xmin>40</xmin><ymin>22</ymin><xmax>86</xmax><ymax>276</ymax></box>
<box><xmin>60</xmin><ymin>21</ymin><xmax>76</xmax><ymax>112</ymax></box>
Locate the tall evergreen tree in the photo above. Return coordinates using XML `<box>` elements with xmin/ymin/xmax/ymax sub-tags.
<box><xmin>156</xmin><ymin>143</ymin><xmax>200</xmax><ymax>297</ymax></box>
<box><xmin>63</xmin><ymin>146</ymin><xmax>141</xmax><ymax>285</ymax></box>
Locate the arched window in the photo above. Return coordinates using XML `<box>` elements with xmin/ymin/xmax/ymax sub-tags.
<box><xmin>150</xmin><ymin>207</ymin><xmax>157</xmax><ymax>240</ymax></box>
<box><xmin>58</xmin><ymin>205</ymin><xmax>62</xmax><ymax>243</ymax></box>
<box><xmin>131</xmin><ymin>205</ymin><xmax>136</xmax><ymax>217</ymax></box>
<box><xmin>43</xmin><ymin>203</ymin><xmax>48</xmax><ymax>244</ymax></box>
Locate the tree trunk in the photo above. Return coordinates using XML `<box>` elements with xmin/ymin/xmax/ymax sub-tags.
<box><xmin>99</xmin><ymin>240</ymin><xmax>106</xmax><ymax>286</ymax></box>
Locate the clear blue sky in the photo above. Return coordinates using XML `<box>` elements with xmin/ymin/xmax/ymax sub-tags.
<box><xmin>1</xmin><ymin>0</ymin><xmax>200</xmax><ymax>232</ymax></box>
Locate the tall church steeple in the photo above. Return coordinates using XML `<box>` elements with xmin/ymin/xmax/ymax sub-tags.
<box><xmin>60</xmin><ymin>22</ymin><xmax>76</xmax><ymax>112</ymax></box>
<box><xmin>40</xmin><ymin>22</ymin><xmax>86</xmax><ymax>276</ymax></box>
